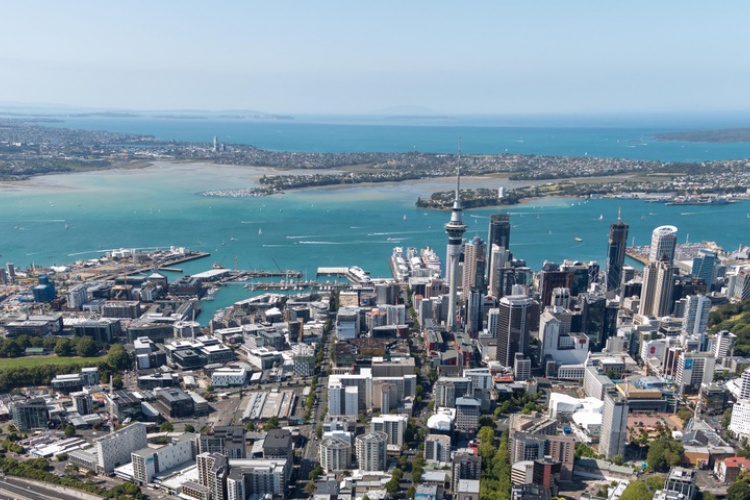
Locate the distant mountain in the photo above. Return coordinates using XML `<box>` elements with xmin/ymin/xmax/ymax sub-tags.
<box><xmin>0</xmin><ymin>102</ymin><xmax>292</xmax><ymax>120</ymax></box>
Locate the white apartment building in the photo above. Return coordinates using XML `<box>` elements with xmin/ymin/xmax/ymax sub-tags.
<box><xmin>370</xmin><ymin>414</ymin><xmax>408</xmax><ymax>447</ymax></box>
<box><xmin>600</xmin><ymin>391</ymin><xmax>628</xmax><ymax>459</ymax></box>
<box><xmin>424</xmin><ymin>434</ymin><xmax>452</xmax><ymax>464</ymax></box>
<box><xmin>355</xmin><ymin>431</ymin><xmax>388</xmax><ymax>472</ymax></box>
<box><xmin>211</xmin><ymin>368</ymin><xmax>248</xmax><ymax>387</ymax></box>
<box><xmin>730</xmin><ymin>400</ymin><xmax>750</xmax><ymax>440</ymax></box>
<box><xmin>96</xmin><ymin>422</ymin><xmax>148</xmax><ymax>473</ymax></box>
<box><xmin>676</xmin><ymin>352</ymin><xmax>716</xmax><ymax>396</ymax></box>
<box><xmin>319</xmin><ymin>436</ymin><xmax>352</xmax><ymax>472</ymax></box>
<box><xmin>132</xmin><ymin>433</ymin><xmax>196</xmax><ymax>484</ymax></box>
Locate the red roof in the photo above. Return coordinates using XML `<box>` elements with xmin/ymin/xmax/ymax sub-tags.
<box><xmin>724</xmin><ymin>456</ymin><xmax>750</xmax><ymax>468</ymax></box>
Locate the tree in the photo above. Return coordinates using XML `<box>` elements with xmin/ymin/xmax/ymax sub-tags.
<box><xmin>478</xmin><ymin>416</ymin><xmax>496</xmax><ymax>429</ymax></box>
<box><xmin>611</xmin><ymin>455</ymin><xmax>624</xmax><ymax>466</ymax></box>
<box><xmin>727</xmin><ymin>472</ymin><xmax>750</xmax><ymax>500</ymax></box>
<box><xmin>575</xmin><ymin>442</ymin><xmax>599</xmax><ymax>459</ymax></box>
<box><xmin>619</xmin><ymin>475</ymin><xmax>666</xmax><ymax>500</ymax></box>
<box><xmin>647</xmin><ymin>437</ymin><xmax>684</xmax><ymax>472</ymax></box>
<box><xmin>721</xmin><ymin>408</ymin><xmax>733</xmax><ymax>429</ymax></box>
<box><xmin>308</xmin><ymin>465</ymin><xmax>322</xmax><ymax>480</ymax></box>
<box><xmin>107</xmin><ymin>344</ymin><xmax>130</xmax><ymax>371</ymax></box>
<box><xmin>63</xmin><ymin>424</ymin><xmax>76</xmax><ymax>438</ymax></box>
<box><xmin>264</xmin><ymin>416</ymin><xmax>280</xmax><ymax>431</ymax></box>
<box><xmin>184</xmin><ymin>424</ymin><xmax>195</xmax><ymax>433</ymax></box>
<box><xmin>406</xmin><ymin>485</ymin><xmax>416</xmax><ymax>499</ymax></box>
<box><xmin>74</xmin><ymin>336</ymin><xmax>97</xmax><ymax>357</ymax></box>
<box><xmin>160</xmin><ymin>421</ymin><xmax>174</xmax><ymax>433</ymax></box>
<box><xmin>676</xmin><ymin>406</ymin><xmax>694</xmax><ymax>425</ymax></box>
<box><xmin>112</xmin><ymin>376</ymin><xmax>124</xmax><ymax>390</ymax></box>
<box><xmin>698</xmin><ymin>491</ymin><xmax>716</xmax><ymax>500</ymax></box>
<box><xmin>54</xmin><ymin>338</ymin><xmax>73</xmax><ymax>357</ymax></box>
<box><xmin>385</xmin><ymin>472</ymin><xmax>401</xmax><ymax>498</ymax></box>
<box><xmin>316</xmin><ymin>425</ymin><xmax>323</xmax><ymax>440</ymax></box>
<box><xmin>304</xmin><ymin>482</ymin><xmax>317</xmax><ymax>495</ymax></box>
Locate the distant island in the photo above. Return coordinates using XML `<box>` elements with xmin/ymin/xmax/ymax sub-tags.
<box><xmin>654</xmin><ymin>128</ymin><xmax>750</xmax><ymax>143</ymax></box>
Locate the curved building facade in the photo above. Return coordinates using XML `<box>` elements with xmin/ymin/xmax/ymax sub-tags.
<box><xmin>355</xmin><ymin>430</ymin><xmax>388</xmax><ymax>471</ymax></box>
<box><xmin>649</xmin><ymin>225</ymin><xmax>678</xmax><ymax>263</ymax></box>
<box><xmin>320</xmin><ymin>436</ymin><xmax>351</xmax><ymax>473</ymax></box>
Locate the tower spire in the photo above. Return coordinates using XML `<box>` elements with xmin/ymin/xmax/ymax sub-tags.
<box><xmin>455</xmin><ymin>138</ymin><xmax>462</xmax><ymax>203</ymax></box>
<box><xmin>617</xmin><ymin>207</ymin><xmax>621</xmax><ymax>222</ymax></box>
<box><xmin>445</xmin><ymin>138</ymin><xmax>468</xmax><ymax>331</ymax></box>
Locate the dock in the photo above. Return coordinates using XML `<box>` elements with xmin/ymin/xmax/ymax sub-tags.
<box><xmin>625</xmin><ymin>248</ymin><xmax>649</xmax><ymax>265</ymax></box>
<box><xmin>316</xmin><ymin>266</ymin><xmax>371</xmax><ymax>283</ymax></box>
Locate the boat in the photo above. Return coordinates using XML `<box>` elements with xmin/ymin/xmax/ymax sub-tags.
<box><xmin>403</xmin><ymin>214</ymin><xmax>407</xmax><ymax>221</ymax></box>
<box><xmin>258</xmin><ymin>228</ymin><xmax>263</xmax><ymax>236</ymax></box>
<box><xmin>64</xmin><ymin>223</ymin><xmax>69</xmax><ymax>230</ymax></box>
<box><xmin>574</xmin><ymin>237</ymin><xmax>583</xmax><ymax>242</ymax></box>
<box><xmin>599</xmin><ymin>214</ymin><xmax>603</xmax><ymax>220</ymax></box>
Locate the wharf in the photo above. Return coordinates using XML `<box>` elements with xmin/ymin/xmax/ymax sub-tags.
<box><xmin>87</xmin><ymin>251</ymin><xmax>211</xmax><ymax>281</ymax></box>
<box><xmin>245</xmin><ymin>280</ymin><xmax>352</xmax><ymax>292</ymax></box>
<box><xmin>625</xmin><ymin>248</ymin><xmax>649</xmax><ymax>265</ymax></box>
<box><xmin>316</xmin><ymin>266</ymin><xmax>371</xmax><ymax>283</ymax></box>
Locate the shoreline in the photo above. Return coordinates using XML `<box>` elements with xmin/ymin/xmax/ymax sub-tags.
<box><xmin>1</xmin><ymin>161</ymin><xmax>748</xmax><ymax>209</ymax></box>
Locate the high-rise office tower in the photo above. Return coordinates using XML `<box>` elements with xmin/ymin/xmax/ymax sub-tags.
<box><xmin>539</xmin><ymin>262</ymin><xmax>569</xmax><ymax>309</ymax></box>
<box><xmin>606</xmin><ymin>210</ymin><xmax>629</xmax><ymax>293</ymax></box>
<box><xmin>692</xmin><ymin>249</ymin><xmax>717</xmax><ymax>285</ymax></box>
<box><xmin>649</xmin><ymin>225</ymin><xmax>678</xmax><ymax>263</ymax></box>
<box><xmin>600</xmin><ymin>390</ymin><xmax>628</xmax><ymax>459</ymax></box>
<box><xmin>444</xmin><ymin>156</ymin><xmax>468</xmax><ymax>331</ymax></box>
<box><xmin>462</xmin><ymin>236</ymin><xmax>486</xmax><ymax>294</ymax></box>
<box><xmin>495</xmin><ymin>295</ymin><xmax>535</xmax><ymax>367</ymax></box>
<box><xmin>639</xmin><ymin>256</ymin><xmax>675</xmax><ymax>318</ymax></box>
<box><xmin>683</xmin><ymin>294</ymin><xmax>711</xmax><ymax>336</ymax></box>
<box><xmin>488</xmin><ymin>243</ymin><xmax>514</xmax><ymax>299</ymax></box>
<box><xmin>465</xmin><ymin>288</ymin><xmax>483</xmax><ymax>338</ymax></box>
<box><xmin>487</xmin><ymin>213</ymin><xmax>511</xmax><ymax>252</ymax></box>
<box><xmin>675</xmin><ymin>351</ymin><xmax>715</xmax><ymax>395</ymax></box>
<box><xmin>582</xmin><ymin>294</ymin><xmax>618</xmax><ymax>353</ymax></box>
<box><xmin>487</xmin><ymin>213</ymin><xmax>510</xmax><ymax>279</ymax></box>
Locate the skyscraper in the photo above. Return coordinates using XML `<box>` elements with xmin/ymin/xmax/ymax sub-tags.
<box><xmin>444</xmin><ymin>154</ymin><xmax>468</xmax><ymax>331</ymax></box>
<box><xmin>683</xmin><ymin>294</ymin><xmax>711</xmax><ymax>336</ymax></box>
<box><xmin>606</xmin><ymin>210</ymin><xmax>629</xmax><ymax>293</ymax></box>
<box><xmin>649</xmin><ymin>225</ymin><xmax>678</xmax><ymax>264</ymax></box>
<box><xmin>600</xmin><ymin>390</ymin><xmax>628</xmax><ymax>459</ymax></box>
<box><xmin>692</xmin><ymin>249</ymin><xmax>717</xmax><ymax>285</ymax></box>
<box><xmin>462</xmin><ymin>236</ymin><xmax>486</xmax><ymax>294</ymax></box>
<box><xmin>639</xmin><ymin>256</ymin><xmax>675</xmax><ymax>318</ymax></box>
<box><xmin>487</xmin><ymin>213</ymin><xmax>511</xmax><ymax>252</ymax></box>
<box><xmin>495</xmin><ymin>295</ymin><xmax>536</xmax><ymax>367</ymax></box>
<box><xmin>487</xmin><ymin>213</ymin><xmax>510</xmax><ymax>282</ymax></box>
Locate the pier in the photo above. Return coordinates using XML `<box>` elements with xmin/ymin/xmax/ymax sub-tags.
<box><xmin>625</xmin><ymin>248</ymin><xmax>649</xmax><ymax>265</ymax></box>
<box><xmin>316</xmin><ymin>266</ymin><xmax>371</xmax><ymax>283</ymax></box>
<box><xmin>86</xmin><ymin>251</ymin><xmax>211</xmax><ymax>281</ymax></box>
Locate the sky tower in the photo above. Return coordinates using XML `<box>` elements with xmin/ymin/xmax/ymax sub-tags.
<box><xmin>445</xmin><ymin>145</ymin><xmax>467</xmax><ymax>331</ymax></box>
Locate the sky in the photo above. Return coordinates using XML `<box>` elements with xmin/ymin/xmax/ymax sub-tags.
<box><xmin>1</xmin><ymin>2</ymin><xmax>749</xmax><ymax>115</ymax></box>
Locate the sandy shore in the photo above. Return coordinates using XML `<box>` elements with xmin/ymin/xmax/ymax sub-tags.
<box><xmin>0</xmin><ymin>159</ymin><xmax>634</xmax><ymax>199</ymax></box>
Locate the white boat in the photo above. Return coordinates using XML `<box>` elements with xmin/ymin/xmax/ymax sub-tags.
<box><xmin>403</xmin><ymin>214</ymin><xmax>407</xmax><ymax>221</ymax></box>
<box><xmin>258</xmin><ymin>228</ymin><xmax>263</xmax><ymax>236</ymax></box>
<box><xmin>574</xmin><ymin>237</ymin><xmax>583</xmax><ymax>242</ymax></box>
<box><xmin>599</xmin><ymin>214</ymin><xmax>603</xmax><ymax>220</ymax></box>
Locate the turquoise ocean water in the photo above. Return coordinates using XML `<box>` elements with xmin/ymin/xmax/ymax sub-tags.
<box><xmin>3</xmin><ymin>116</ymin><xmax>750</xmax><ymax>323</ymax></box>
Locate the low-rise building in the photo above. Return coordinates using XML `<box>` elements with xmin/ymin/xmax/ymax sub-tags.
<box><xmin>211</xmin><ymin>368</ymin><xmax>248</xmax><ymax>388</ymax></box>
<box><xmin>132</xmin><ymin>433</ymin><xmax>197</xmax><ymax>484</ymax></box>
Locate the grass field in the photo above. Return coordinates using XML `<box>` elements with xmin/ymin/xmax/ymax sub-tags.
<box><xmin>0</xmin><ymin>355</ymin><xmax>106</xmax><ymax>370</ymax></box>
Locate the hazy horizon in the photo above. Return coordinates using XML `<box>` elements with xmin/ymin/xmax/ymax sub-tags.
<box><xmin>2</xmin><ymin>2</ymin><xmax>750</xmax><ymax>116</ymax></box>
